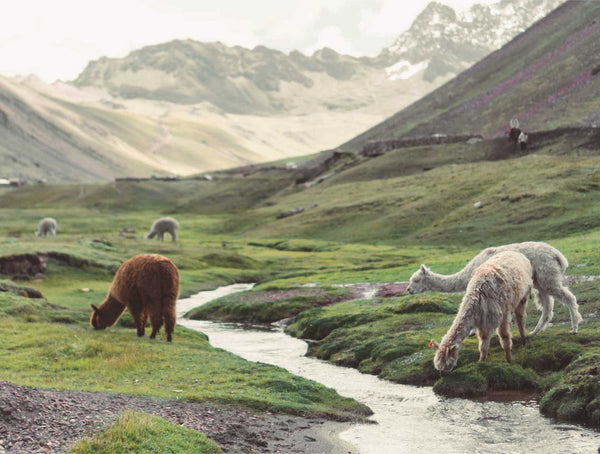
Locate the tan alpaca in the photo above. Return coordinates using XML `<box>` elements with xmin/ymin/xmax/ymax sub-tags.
<box><xmin>90</xmin><ymin>254</ymin><xmax>179</xmax><ymax>341</ymax></box>
<box><xmin>431</xmin><ymin>251</ymin><xmax>533</xmax><ymax>373</ymax></box>
<box><xmin>408</xmin><ymin>241</ymin><xmax>582</xmax><ymax>334</ymax></box>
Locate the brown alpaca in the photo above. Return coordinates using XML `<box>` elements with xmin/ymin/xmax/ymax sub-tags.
<box><xmin>90</xmin><ymin>254</ymin><xmax>179</xmax><ymax>341</ymax></box>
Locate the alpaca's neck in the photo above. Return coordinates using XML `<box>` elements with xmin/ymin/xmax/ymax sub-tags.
<box><xmin>424</xmin><ymin>268</ymin><xmax>472</xmax><ymax>293</ymax></box>
<box><xmin>99</xmin><ymin>295</ymin><xmax>126</xmax><ymax>327</ymax></box>
<box><xmin>442</xmin><ymin>293</ymin><xmax>478</xmax><ymax>348</ymax></box>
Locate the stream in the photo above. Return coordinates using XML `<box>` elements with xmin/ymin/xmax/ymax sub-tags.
<box><xmin>177</xmin><ymin>284</ymin><xmax>600</xmax><ymax>454</ymax></box>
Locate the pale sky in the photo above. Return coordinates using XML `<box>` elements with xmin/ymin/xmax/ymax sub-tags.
<box><xmin>0</xmin><ymin>0</ymin><xmax>497</xmax><ymax>82</ymax></box>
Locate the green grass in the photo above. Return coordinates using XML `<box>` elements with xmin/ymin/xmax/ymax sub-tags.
<box><xmin>0</xmin><ymin>295</ymin><xmax>369</xmax><ymax>420</ymax></box>
<box><xmin>71</xmin><ymin>411</ymin><xmax>221</xmax><ymax>454</ymax></box>
<box><xmin>2</xmin><ymin>126</ymin><xmax>600</xmax><ymax>431</ymax></box>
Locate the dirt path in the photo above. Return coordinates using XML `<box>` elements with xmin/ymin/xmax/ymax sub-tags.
<box><xmin>0</xmin><ymin>381</ymin><xmax>355</xmax><ymax>454</ymax></box>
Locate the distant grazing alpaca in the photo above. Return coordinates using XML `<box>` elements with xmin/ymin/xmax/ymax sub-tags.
<box><xmin>431</xmin><ymin>251</ymin><xmax>533</xmax><ymax>372</ymax></box>
<box><xmin>90</xmin><ymin>254</ymin><xmax>179</xmax><ymax>341</ymax></box>
<box><xmin>146</xmin><ymin>217</ymin><xmax>179</xmax><ymax>242</ymax></box>
<box><xmin>407</xmin><ymin>242</ymin><xmax>582</xmax><ymax>334</ymax></box>
<box><xmin>36</xmin><ymin>218</ymin><xmax>57</xmax><ymax>237</ymax></box>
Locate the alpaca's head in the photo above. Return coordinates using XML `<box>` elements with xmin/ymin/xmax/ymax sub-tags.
<box><xmin>90</xmin><ymin>304</ymin><xmax>108</xmax><ymax>330</ymax></box>
<box><xmin>407</xmin><ymin>264</ymin><xmax>430</xmax><ymax>294</ymax></box>
<box><xmin>431</xmin><ymin>339</ymin><xmax>459</xmax><ymax>372</ymax></box>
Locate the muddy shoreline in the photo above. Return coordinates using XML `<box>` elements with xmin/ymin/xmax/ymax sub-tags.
<box><xmin>0</xmin><ymin>380</ymin><xmax>357</xmax><ymax>453</ymax></box>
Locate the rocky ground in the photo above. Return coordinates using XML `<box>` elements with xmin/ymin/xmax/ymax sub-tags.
<box><xmin>0</xmin><ymin>381</ymin><xmax>355</xmax><ymax>454</ymax></box>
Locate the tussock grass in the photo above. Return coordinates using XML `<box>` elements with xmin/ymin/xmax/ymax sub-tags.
<box><xmin>187</xmin><ymin>286</ymin><xmax>352</xmax><ymax>324</ymax></box>
<box><xmin>71</xmin><ymin>411</ymin><xmax>221</xmax><ymax>454</ymax></box>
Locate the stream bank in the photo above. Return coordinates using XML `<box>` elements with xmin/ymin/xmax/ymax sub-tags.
<box><xmin>179</xmin><ymin>284</ymin><xmax>600</xmax><ymax>453</ymax></box>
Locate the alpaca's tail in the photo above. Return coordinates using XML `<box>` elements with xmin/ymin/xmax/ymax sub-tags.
<box><xmin>555</xmin><ymin>251</ymin><xmax>569</xmax><ymax>272</ymax></box>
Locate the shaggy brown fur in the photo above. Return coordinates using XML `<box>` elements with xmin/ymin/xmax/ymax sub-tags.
<box><xmin>90</xmin><ymin>254</ymin><xmax>179</xmax><ymax>341</ymax></box>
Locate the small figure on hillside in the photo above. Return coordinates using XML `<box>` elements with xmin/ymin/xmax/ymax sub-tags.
<box><xmin>508</xmin><ymin>118</ymin><xmax>521</xmax><ymax>149</ymax></box>
<box><xmin>518</xmin><ymin>131</ymin><xmax>529</xmax><ymax>151</ymax></box>
<box><xmin>146</xmin><ymin>217</ymin><xmax>179</xmax><ymax>242</ymax></box>
<box><xmin>36</xmin><ymin>218</ymin><xmax>57</xmax><ymax>237</ymax></box>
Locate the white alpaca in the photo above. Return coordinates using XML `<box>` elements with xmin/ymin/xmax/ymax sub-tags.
<box><xmin>36</xmin><ymin>218</ymin><xmax>57</xmax><ymax>237</ymax></box>
<box><xmin>431</xmin><ymin>251</ymin><xmax>533</xmax><ymax>372</ymax></box>
<box><xmin>408</xmin><ymin>242</ymin><xmax>582</xmax><ymax>334</ymax></box>
<box><xmin>146</xmin><ymin>217</ymin><xmax>179</xmax><ymax>242</ymax></box>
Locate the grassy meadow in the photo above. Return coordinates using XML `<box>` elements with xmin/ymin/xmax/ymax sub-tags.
<box><xmin>1</xmin><ymin>133</ymin><xmax>599</xmax><ymax>447</ymax></box>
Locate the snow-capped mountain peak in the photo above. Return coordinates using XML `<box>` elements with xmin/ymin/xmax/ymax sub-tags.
<box><xmin>383</xmin><ymin>0</ymin><xmax>566</xmax><ymax>82</ymax></box>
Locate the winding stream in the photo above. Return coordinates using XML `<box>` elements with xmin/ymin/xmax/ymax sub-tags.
<box><xmin>177</xmin><ymin>284</ymin><xmax>600</xmax><ymax>454</ymax></box>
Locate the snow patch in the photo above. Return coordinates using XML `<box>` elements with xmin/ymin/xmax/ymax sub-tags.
<box><xmin>385</xmin><ymin>60</ymin><xmax>430</xmax><ymax>81</ymax></box>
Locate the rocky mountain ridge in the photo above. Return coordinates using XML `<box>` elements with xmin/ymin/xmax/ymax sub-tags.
<box><xmin>74</xmin><ymin>0</ymin><xmax>565</xmax><ymax>114</ymax></box>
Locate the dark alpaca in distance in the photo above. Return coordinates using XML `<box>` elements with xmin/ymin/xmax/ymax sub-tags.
<box><xmin>90</xmin><ymin>254</ymin><xmax>180</xmax><ymax>341</ymax></box>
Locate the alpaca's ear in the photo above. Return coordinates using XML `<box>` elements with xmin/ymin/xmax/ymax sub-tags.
<box><xmin>90</xmin><ymin>304</ymin><xmax>99</xmax><ymax>312</ymax></box>
<box><xmin>420</xmin><ymin>264</ymin><xmax>429</xmax><ymax>274</ymax></box>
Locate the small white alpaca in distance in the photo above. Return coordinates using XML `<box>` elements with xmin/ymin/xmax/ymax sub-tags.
<box><xmin>146</xmin><ymin>217</ymin><xmax>179</xmax><ymax>242</ymax></box>
<box><xmin>36</xmin><ymin>218</ymin><xmax>57</xmax><ymax>237</ymax></box>
<box><xmin>408</xmin><ymin>242</ymin><xmax>582</xmax><ymax>334</ymax></box>
<box><xmin>431</xmin><ymin>251</ymin><xmax>533</xmax><ymax>372</ymax></box>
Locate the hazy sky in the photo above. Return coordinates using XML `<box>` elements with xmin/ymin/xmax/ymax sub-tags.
<box><xmin>0</xmin><ymin>0</ymin><xmax>497</xmax><ymax>82</ymax></box>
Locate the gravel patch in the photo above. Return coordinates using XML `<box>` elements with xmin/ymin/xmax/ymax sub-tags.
<box><xmin>0</xmin><ymin>381</ymin><xmax>354</xmax><ymax>453</ymax></box>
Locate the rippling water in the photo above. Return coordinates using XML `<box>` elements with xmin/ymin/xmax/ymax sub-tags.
<box><xmin>178</xmin><ymin>284</ymin><xmax>600</xmax><ymax>454</ymax></box>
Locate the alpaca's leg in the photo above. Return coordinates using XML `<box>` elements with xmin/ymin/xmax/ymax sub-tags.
<box><xmin>149</xmin><ymin>311</ymin><xmax>164</xmax><ymax>339</ymax></box>
<box><xmin>163</xmin><ymin>303</ymin><xmax>176</xmax><ymax>342</ymax></box>
<box><xmin>497</xmin><ymin>316</ymin><xmax>513</xmax><ymax>363</ymax></box>
<box><xmin>130</xmin><ymin>307</ymin><xmax>146</xmax><ymax>337</ymax></box>
<box><xmin>477</xmin><ymin>330</ymin><xmax>491</xmax><ymax>362</ymax></box>
<box><xmin>515</xmin><ymin>297</ymin><xmax>529</xmax><ymax>346</ymax></box>
<box><xmin>136</xmin><ymin>311</ymin><xmax>149</xmax><ymax>337</ymax></box>
<box><xmin>548</xmin><ymin>286</ymin><xmax>583</xmax><ymax>334</ymax></box>
<box><xmin>530</xmin><ymin>291</ymin><xmax>554</xmax><ymax>335</ymax></box>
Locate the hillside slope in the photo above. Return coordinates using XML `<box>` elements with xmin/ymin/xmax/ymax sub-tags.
<box><xmin>342</xmin><ymin>0</ymin><xmax>600</xmax><ymax>151</ymax></box>
<box><xmin>2</xmin><ymin>127</ymin><xmax>598</xmax><ymax>249</ymax></box>
<box><xmin>1</xmin><ymin>77</ymin><xmax>372</xmax><ymax>182</ymax></box>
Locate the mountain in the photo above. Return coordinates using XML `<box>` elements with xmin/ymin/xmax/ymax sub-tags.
<box><xmin>1</xmin><ymin>0</ymin><xmax>566</xmax><ymax>182</ymax></box>
<box><xmin>73</xmin><ymin>40</ymin><xmax>441</xmax><ymax>116</ymax></box>
<box><xmin>379</xmin><ymin>0</ymin><xmax>565</xmax><ymax>82</ymax></box>
<box><xmin>343</xmin><ymin>0</ymin><xmax>600</xmax><ymax>151</ymax></box>
<box><xmin>75</xmin><ymin>0</ymin><xmax>564</xmax><ymax>116</ymax></box>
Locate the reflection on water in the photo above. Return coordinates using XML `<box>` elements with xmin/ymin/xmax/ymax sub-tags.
<box><xmin>178</xmin><ymin>284</ymin><xmax>600</xmax><ymax>454</ymax></box>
